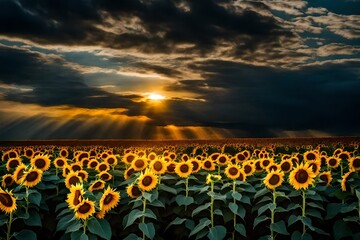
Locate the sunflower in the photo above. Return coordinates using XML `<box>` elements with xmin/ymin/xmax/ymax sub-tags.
<box><xmin>13</xmin><ymin>163</ymin><xmax>27</xmax><ymax>184</ymax></box>
<box><xmin>289</xmin><ymin>163</ymin><xmax>316</xmax><ymax>190</ymax></box>
<box><xmin>290</xmin><ymin>156</ymin><xmax>300</xmax><ymax>166</ymax></box>
<box><xmin>349</xmin><ymin>157</ymin><xmax>360</xmax><ymax>171</ymax></box>
<box><xmin>338</xmin><ymin>151</ymin><xmax>351</xmax><ymax>160</ymax></box>
<box><xmin>98</xmin><ymin>171</ymin><xmax>112</xmax><ymax>181</ymax></box>
<box><xmin>279</xmin><ymin>159</ymin><xmax>293</xmax><ymax>173</ymax></box>
<box><xmin>77</xmin><ymin>170</ymin><xmax>89</xmax><ymax>182</ymax></box>
<box><xmin>65</xmin><ymin>171</ymin><xmax>83</xmax><ymax>189</ymax></box>
<box><xmin>124</xmin><ymin>168</ymin><xmax>135</xmax><ymax>180</ymax></box>
<box><xmin>74</xmin><ymin>199</ymin><xmax>96</xmax><ymax>220</ymax></box>
<box><xmin>341</xmin><ymin>171</ymin><xmax>356</xmax><ymax>192</ymax></box>
<box><xmin>237</xmin><ymin>169</ymin><xmax>246</xmax><ymax>182</ymax></box>
<box><xmin>87</xmin><ymin>159</ymin><xmax>99</xmax><ymax>169</ymax></box>
<box><xmin>62</xmin><ymin>166</ymin><xmax>71</xmax><ymax>177</ymax></box>
<box><xmin>148</xmin><ymin>152</ymin><xmax>157</xmax><ymax>161</ymax></box>
<box><xmin>234</xmin><ymin>152</ymin><xmax>246</xmax><ymax>163</ymax></box>
<box><xmin>326</xmin><ymin>156</ymin><xmax>340</xmax><ymax>169</ymax></box>
<box><xmin>70</xmin><ymin>162</ymin><xmax>82</xmax><ymax>172</ymax></box>
<box><xmin>96</xmin><ymin>162</ymin><xmax>110</xmax><ymax>173</ymax></box>
<box><xmin>104</xmin><ymin>155</ymin><xmax>118</xmax><ymax>166</ymax></box>
<box><xmin>224</xmin><ymin>164</ymin><xmax>241</xmax><ymax>180</ymax></box>
<box><xmin>59</xmin><ymin>148</ymin><xmax>69</xmax><ymax>158</ymax></box>
<box><xmin>1</xmin><ymin>174</ymin><xmax>15</xmax><ymax>188</ymax></box>
<box><xmin>0</xmin><ymin>188</ymin><xmax>17</xmax><ymax>214</ymax></box>
<box><xmin>54</xmin><ymin>157</ymin><xmax>68</xmax><ymax>168</ymax></box>
<box><xmin>266</xmin><ymin>163</ymin><xmax>279</xmax><ymax>173</ymax></box>
<box><xmin>216</xmin><ymin>154</ymin><xmax>229</xmax><ymax>165</ymax></box>
<box><xmin>21</xmin><ymin>168</ymin><xmax>43</xmax><ymax>188</ymax></box>
<box><xmin>126</xmin><ymin>184</ymin><xmax>142</xmax><ymax>198</ymax></box>
<box><xmin>100</xmin><ymin>152</ymin><xmax>109</xmax><ymax>160</ymax></box>
<box><xmin>169</xmin><ymin>152</ymin><xmax>177</xmax><ymax>161</ymax></box>
<box><xmin>6</xmin><ymin>157</ymin><xmax>22</xmax><ymax>172</ymax></box>
<box><xmin>318</xmin><ymin>171</ymin><xmax>332</xmax><ymax>187</ymax></box>
<box><xmin>242</xmin><ymin>161</ymin><xmax>255</xmax><ymax>176</ymax></box>
<box><xmin>131</xmin><ymin>158</ymin><xmax>148</xmax><ymax>172</ymax></box>
<box><xmin>89</xmin><ymin>179</ymin><xmax>106</xmax><ymax>192</ymax></box>
<box><xmin>137</xmin><ymin>168</ymin><xmax>158</xmax><ymax>192</ymax></box>
<box><xmin>190</xmin><ymin>159</ymin><xmax>201</xmax><ymax>173</ymax></box>
<box><xmin>122</xmin><ymin>153</ymin><xmax>137</xmax><ymax>165</ymax></box>
<box><xmin>99</xmin><ymin>186</ymin><xmax>120</xmax><ymax>212</ymax></box>
<box><xmin>30</xmin><ymin>155</ymin><xmax>51</xmax><ymax>171</ymax></box>
<box><xmin>149</xmin><ymin>158</ymin><xmax>168</xmax><ymax>175</ymax></box>
<box><xmin>2</xmin><ymin>150</ymin><xmax>18</xmax><ymax>161</ymax></box>
<box><xmin>209</xmin><ymin>153</ymin><xmax>220</xmax><ymax>162</ymax></box>
<box><xmin>96</xmin><ymin>209</ymin><xmax>106</xmax><ymax>219</ymax></box>
<box><xmin>181</xmin><ymin>154</ymin><xmax>190</xmax><ymax>161</ymax></box>
<box><xmin>24</xmin><ymin>148</ymin><xmax>34</xmax><ymax>158</ymax></box>
<box><xmin>175</xmin><ymin>162</ymin><xmax>193</xmax><ymax>178</ymax></box>
<box><xmin>303</xmin><ymin>151</ymin><xmax>319</xmax><ymax>162</ymax></box>
<box><xmin>166</xmin><ymin>163</ymin><xmax>176</xmax><ymax>173</ymax></box>
<box><xmin>76</xmin><ymin>152</ymin><xmax>89</xmax><ymax>162</ymax></box>
<box><xmin>333</xmin><ymin>148</ymin><xmax>342</xmax><ymax>157</ymax></box>
<box><xmin>137</xmin><ymin>150</ymin><xmax>146</xmax><ymax>158</ymax></box>
<box><xmin>308</xmin><ymin>160</ymin><xmax>321</xmax><ymax>175</ymax></box>
<box><xmin>254</xmin><ymin>160</ymin><xmax>263</xmax><ymax>172</ymax></box>
<box><xmin>261</xmin><ymin>158</ymin><xmax>274</xmax><ymax>169</ymax></box>
<box><xmin>202</xmin><ymin>159</ymin><xmax>215</xmax><ymax>171</ymax></box>
<box><xmin>264</xmin><ymin>170</ymin><xmax>284</xmax><ymax>190</ymax></box>
<box><xmin>66</xmin><ymin>183</ymin><xmax>85</xmax><ymax>210</ymax></box>
<box><xmin>80</xmin><ymin>158</ymin><xmax>90</xmax><ymax>168</ymax></box>
<box><xmin>206</xmin><ymin>174</ymin><xmax>222</xmax><ymax>184</ymax></box>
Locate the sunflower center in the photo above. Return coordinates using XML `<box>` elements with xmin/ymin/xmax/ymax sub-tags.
<box><xmin>135</xmin><ymin>160</ymin><xmax>145</xmax><ymax>168</ymax></box>
<box><xmin>26</xmin><ymin>171</ymin><xmax>39</xmax><ymax>182</ymax></box>
<box><xmin>319</xmin><ymin>174</ymin><xmax>329</xmax><ymax>184</ymax></box>
<box><xmin>4</xmin><ymin>176</ymin><xmax>13</xmax><ymax>184</ymax></box>
<box><xmin>153</xmin><ymin>161</ymin><xmax>163</xmax><ymax>171</ymax></box>
<box><xmin>269</xmin><ymin>166</ymin><xmax>277</xmax><ymax>172</ymax></box>
<box><xmin>238</xmin><ymin>173</ymin><xmax>244</xmax><ymax>181</ymax></box>
<box><xmin>255</xmin><ymin>161</ymin><xmax>262</xmax><ymax>171</ymax></box>
<box><xmin>78</xmin><ymin>172</ymin><xmax>86</xmax><ymax>180</ymax></box>
<box><xmin>99</xmin><ymin>164</ymin><xmax>107</xmax><ymax>171</ymax></box>
<box><xmin>132</xmin><ymin>186</ymin><xmax>141</xmax><ymax>197</ymax></box>
<box><xmin>183</xmin><ymin>155</ymin><xmax>189</xmax><ymax>161</ymax></box>
<box><xmin>191</xmin><ymin>161</ymin><xmax>199</xmax><ymax>171</ymax></box>
<box><xmin>90</xmin><ymin>161</ymin><xmax>98</xmax><ymax>168</ymax></box>
<box><xmin>126</xmin><ymin>168</ymin><xmax>134</xmax><ymax>177</ymax></box>
<box><xmin>339</xmin><ymin>153</ymin><xmax>348</xmax><ymax>159</ymax></box>
<box><xmin>309</xmin><ymin>163</ymin><xmax>317</xmax><ymax>172</ymax></box>
<box><xmin>127</xmin><ymin>155</ymin><xmax>135</xmax><ymax>163</ymax></box>
<box><xmin>295</xmin><ymin>169</ymin><xmax>309</xmax><ymax>184</ymax></box>
<box><xmin>107</xmin><ymin>158</ymin><xmax>115</xmax><ymax>164</ymax></box>
<box><xmin>307</xmin><ymin>153</ymin><xmax>316</xmax><ymax>160</ymax></box>
<box><xmin>142</xmin><ymin>176</ymin><xmax>153</xmax><ymax>187</ymax></box>
<box><xmin>281</xmin><ymin>162</ymin><xmax>290</xmax><ymax>171</ymax></box>
<box><xmin>103</xmin><ymin>194</ymin><xmax>114</xmax><ymax>205</ymax></box>
<box><xmin>0</xmin><ymin>193</ymin><xmax>13</xmax><ymax>207</ymax></box>
<box><xmin>26</xmin><ymin>150</ymin><xmax>33</xmax><ymax>156</ymax></box>
<box><xmin>229</xmin><ymin>167</ymin><xmax>238</xmax><ymax>176</ymax></box>
<box><xmin>72</xmin><ymin>165</ymin><xmax>81</xmax><ymax>172</ymax></box>
<box><xmin>69</xmin><ymin>176</ymin><xmax>80</xmax><ymax>186</ymax></box>
<box><xmin>329</xmin><ymin>158</ymin><xmax>337</xmax><ymax>166</ymax></box>
<box><xmin>353</xmin><ymin>158</ymin><xmax>360</xmax><ymax>168</ymax></box>
<box><xmin>56</xmin><ymin>159</ymin><xmax>65</xmax><ymax>167</ymax></box>
<box><xmin>60</xmin><ymin>150</ymin><xmax>67</xmax><ymax>157</ymax></box>
<box><xmin>35</xmin><ymin>159</ymin><xmax>46</xmax><ymax>169</ymax></box>
<box><xmin>244</xmin><ymin>165</ymin><xmax>252</xmax><ymax>174</ymax></box>
<box><xmin>9</xmin><ymin>152</ymin><xmax>17</xmax><ymax>158</ymax></box>
<box><xmin>167</xmin><ymin>163</ymin><xmax>175</xmax><ymax>172</ymax></box>
<box><xmin>74</xmin><ymin>190</ymin><xmax>82</xmax><ymax>206</ymax></box>
<box><xmin>9</xmin><ymin>159</ymin><xmax>19</xmax><ymax>169</ymax></box>
<box><xmin>237</xmin><ymin>154</ymin><xmax>245</xmax><ymax>161</ymax></box>
<box><xmin>204</xmin><ymin>161</ymin><xmax>212</xmax><ymax>168</ymax></box>
<box><xmin>78</xmin><ymin>202</ymin><xmax>91</xmax><ymax>214</ymax></box>
<box><xmin>218</xmin><ymin>157</ymin><xmax>226</xmax><ymax>163</ymax></box>
<box><xmin>180</xmin><ymin>164</ymin><xmax>189</xmax><ymax>173</ymax></box>
<box><xmin>269</xmin><ymin>174</ymin><xmax>280</xmax><ymax>185</ymax></box>
<box><xmin>93</xmin><ymin>181</ymin><xmax>103</xmax><ymax>189</ymax></box>
<box><xmin>262</xmin><ymin>160</ymin><xmax>270</xmax><ymax>167</ymax></box>
<box><xmin>101</xmin><ymin>173</ymin><xmax>110</xmax><ymax>180</ymax></box>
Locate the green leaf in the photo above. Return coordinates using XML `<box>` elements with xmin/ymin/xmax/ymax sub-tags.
<box><xmin>192</xmin><ymin>202</ymin><xmax>211</xmax><ymax>217</ymax></box>
<box><xmin>307</xmin><ymin>202</ymin><xmax>324</xmax><ymax>211</ymax></box>
<box><xmin>355</xmin><ymin>189</ymin><xmax>360</xmax><ymax>199</ymax></box>
<box><xmin>333</xmin><ymin>220</ymin><xmax>352</xmax><ymax>240</ymax></box>
<box><xmin>341</xmin><ymin>202</ymin><xmax>357</xmax><ymax>213</ymax></box>
<box><xmin>80</xmin><ymin>233</ymin><xmax>89</xmax><ymax>240</ymax></box>
<box><xmin>0</xmin><ymin>215</ymin><xmax>7</xmax><ymax>227</ymax></box>
<box><xmin>56</xmin><ymin>202</ymin><xmax>68</xmax><ymax>212</ymax></box>
<box><xmin>306</xmin><ymin>208</ymin><xmax>323</xmax><ymax>220</ymax></box>
<box><xmin>258</xmin><ymin>203</ymin><xmax>276</xmax><ymax>216</ymax></box>
<box><xmin>301</xmin><ymin>217</ymin><xmax>315</xmax><ymax>231</ymax></box>
<box><xmin>28</xmin><ymin>191</ymin><xmax>41</xmax><ymax>207</ymax></box>
<box><xmin>97</xmin><ymin>219</ymin><xmax>112</xmax><ymax>239</ymax></box>
<box><xmin>254</xmin><ymin>188</ymin><xmax>270</xmax><ymax>199</ymax></box>
<box><xmin>291</xmin><ymin>231</ymin><xmax>312</xmax><ymax>240</ymax></box>
<box><xmin>139</xmin><ymin>222</ymin><xmax>155</xmax><ymax>240</ymax></box>
<box><xmin>253</xmin><ymin>215</ymin><xmax>269</xmax><ymax>229</ymax></box>
<box><xmin>158</xmin><ymin>184</ymin><xmax>177</xmax><ymax>195</ymax></box>
<box><xmin>343</xmin><ymin>216</ymin><xmax>359</xmax><ymax>222</ymax></box>
<box><xmin>144</xmin><ymin>208</ymin><xmax>157</xmax><ymax>220</ymax></box>
<box><xmin>176</xmin><ymin>195</ymin><xmax>194</xmax><ymax>206</ymax></box>
<box><xmin>306</xmin><ymin>193</ymin><xmax>322</xmax><ymax>201</ymax></box>
<box><xmin>325</xmin><ymin>203</ymin><xmax>342</xmax><ymax>220</ymax></box>
<box><xmin>288</xmin><ymin>215</ymin><xmax>301</xmax><ymax>226</ymax></box>
<box><xmin>23</xmin><ymin>209</ymin><xmax>42</xmax><ymax>227</ymax></box>
<box><xmin>87</xmin><ymin>218</ymin><xmax>111</xmax><ymax>240</ymax></box>
<box><xmin>125</xmin><ymin>209</ymin><xmax>143</xmax><ymax>228</ymax></box>
<box><xmin>123</xmin><ymin>234</ymin><xmax>141</xmax><ymax>240</ymax></box>
<box><xmin>231</xmin><ymin>191</ymin><xmax>242</xmax><ymax>201</ymax></box>
<box><xmin>14</xmin><ymin>230</ymin><xmax>37</xmax><ymax>240</ymax></box>
<box><xmin>189</xmin><ymin>218</ymin><xmax>211</xmax><ymax>237</ymax></box>
<box><xmin>286</xmin><ymin>203</ymin><xmax>301</xmax><ymax>211</ymax></box>
<box><xmin>208</xmin><ymin>225</ymin><xmax>226</xmax><ymax>240</ymax></box>
<box><xmin>229</xmin><ymin>202</ymin><xmax>238</xmax><ymax>215</ymax></box>
<box><xmin>57</xmin><ymin>214</ymin><xmax>76</xmax><ymax>232</ymax></box>
<box><xmin>143</xmin><ymin>191</ymin><xmax>158</xmax><ymax>203</ymax></box>
<box><xmin>275</xmin><ymin>191</ymin><xmax>289</xmax><ymax>199</ymax></box>
<box><xmin>270</xmin><ymin>220</ymin><xmax>289</xmax><ymax>235</ymax></box>
<box><xmin>166</xmin><ymin>217</ymin><xmax>187</xmax><ymax>231</ymax></box>
<box><xmin>235</xmin><ymin>224</ymin><xmax>246</xmax><ymax>237</ymax></box>
<box><xmin>148</xmin><ymin>199</ymin><xmax>165</xmax><ymax>208</ymax></box>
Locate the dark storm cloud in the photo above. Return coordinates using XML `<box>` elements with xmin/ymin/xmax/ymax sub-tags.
<box><xmin>0</xmin><ymin>0</ymin><xmax>294</xmax><ymax>56</ymax></box>
<box><xmin>162</xmin><ymin>60</ymin><xmax>360</xmax><ymax>136</ymax></box>
<box><xmin>0</xmin><ymin>45</ymin><xmax>140</xmax><ymax>108</ymax></box>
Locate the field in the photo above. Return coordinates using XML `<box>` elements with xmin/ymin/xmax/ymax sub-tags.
<box><xmin>0</xmin><ymin>137</ymin><xmax>359</xmax><ymax>240</ymax></box>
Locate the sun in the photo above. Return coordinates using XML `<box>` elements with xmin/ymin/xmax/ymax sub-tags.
<box><xmin>147</xmin><ymin>93</ymin><xmax>165</xmax><ymax>101</ymax></box>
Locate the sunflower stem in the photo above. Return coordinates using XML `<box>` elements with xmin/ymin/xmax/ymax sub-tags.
<box><xmin>142</xmin><ymin>195</ymin><xmax>147</xmax><ymax>240</ymax></box>
<box><xmin>83</xmin><ymin>219</ymin><xmax>87</xmax><ymax>234</ymax></box>
<box><xmin>6</xmin><ymin>211</ymin><xmax>13</xmax><ymax>240</ymax></box>
<box><xmin>232</xmin><ymin>180</ymin><xmax>236</xmax><ymax>240</ymax></box>
<box><xmin>185</xmin><ymin>177</ymin><xmax>189</xmax><ymax>211</ymax></box>
<box><xmin>210</xmin><ymin>181</ymin><xmax>214</xmax><ymax>228</ymax></box>
<box><xmin>218</xmin><ymin>165</ymin><xmax>221</xmax><ymax>175</ymax></box>
<box><xmin>25</xmin><ymin>186</ymin><xmax>29</xmax><ymax>214</ymax></box>
<box><xmin>302</xmin><ymin>190</ymin><xmax>306</xmax><ymax>234</ymax></box>
<box><xmin>271</xmin><ymin>189</ymin><xmax>277</xmax><ymax>240</ymax></box>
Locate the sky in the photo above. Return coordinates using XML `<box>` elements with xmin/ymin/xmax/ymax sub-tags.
<box><xmin>0</xmin><ymin>0</ymin><xmax>360</xmax><ymax>140</ymax></box>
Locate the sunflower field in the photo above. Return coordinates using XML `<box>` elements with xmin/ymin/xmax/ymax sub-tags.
<box><xmin>0</xmin><ymin>142</ymin><xmax>359</xmax><ymax>240</ymax></box>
